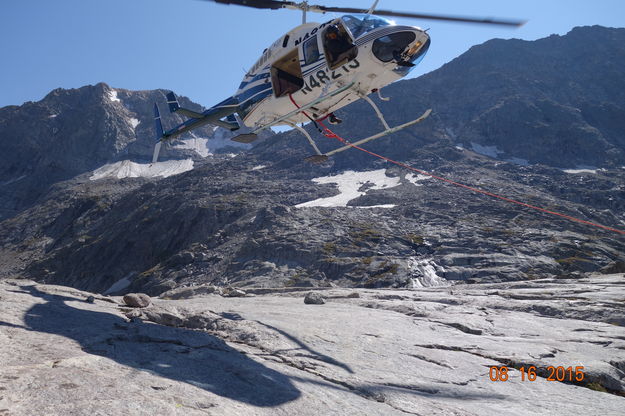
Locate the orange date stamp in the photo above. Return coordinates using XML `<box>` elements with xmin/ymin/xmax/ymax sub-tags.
<box><xmin>489</xmin><ymin>365</ymin><xmax>585</xmax><ymax>382</ymax></box>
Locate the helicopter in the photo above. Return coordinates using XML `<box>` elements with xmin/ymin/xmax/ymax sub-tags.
<box><xmin>152</xmin><ymin>0</ymin><xmax>524</xmax><ymax>163</ymax></box>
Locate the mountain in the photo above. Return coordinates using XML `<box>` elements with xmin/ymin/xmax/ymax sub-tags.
<box><xmin>0</xmin><ymin>83</ymin><xmax>251</xmax><ymax>220</ymax></box>
<box><xmin>1</xmin><ymin>26</ymin><xmax>624</xmax><ymax>295</ymax></box>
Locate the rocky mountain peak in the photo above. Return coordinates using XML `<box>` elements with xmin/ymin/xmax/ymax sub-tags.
<box><xmin>0</xmin><ymin>82</ymin><xmax>247</xmax><ymax>220</ymax></box>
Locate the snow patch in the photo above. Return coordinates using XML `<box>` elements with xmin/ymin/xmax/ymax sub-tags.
<box><xmin>173</xmin><ymin>133</ymin><xmax>210</xmax><ymax>158</ymax></box>
<box><xmin>271</xmin><ymin>125</ymin><xmax>292</xmax><ymax>133</ymax></box>
<box><xmin>470</xmin><ymin>142</ymin><xmax>503</xmax><ymax>158</ymax></box>
<box><xmin>108</xmin><ymin>90</ymin><xmax>120</xmax><ymax>102</ymax></box>
<box><xmin>296</xmin><ymin>169</ymin><xmax>400</xmax><ymax>208</ymax></box>
<box><xmin>353</xmin><ymin>204</ymin><xmax>396</xmax><ymax>209</ymax></box>
<box><xmin>103</xmin><ymin>274</ymin><xmax>133</xmax><ymax>295</ymax></box>
<box><xmin>563</xmin><ymin>167</ymin><xmax>598</xmax><ymax>174</ymax></box>
<box><xmin>208</xmin><ymin>129</ymin><xmax>251</xmax><ymax>152</ymax></box>
<box><xmin>251</xmin><ymin>165</ymin><xmax>266</xmax><ymax>171</ymax></box>
<box><xmin>90</xmin><ymin>159</ymin><xmax>194</xmax><ymax>180</ymax></box>
<box><xmin>405</xmin><ymin>173</ymin><xmax>430</xmax><ymax>186</ymax></box>
<box><xmin>129</xmin><ymin>117</ymin><xmax>140</xmax><ymax>129</ymax></box>
<box><xmin>407</xmin><ymin>259</ymin><xmax>449</xmax><ymax>288</ymax></box>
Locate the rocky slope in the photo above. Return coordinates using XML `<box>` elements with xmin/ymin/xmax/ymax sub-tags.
<box><xmin>1</xmin><ymin>275</ymin><xmax>624</xmax><ymax>415</ymax></box>
<box><xmin>0</xmin><ymin>149</ymin><xmax>623</xmax><ymax>296</ymax></box>
<box><xmin>1</xmin><ymin>26</ymin><xmax>624</xmax><ymax>295</ymax></box>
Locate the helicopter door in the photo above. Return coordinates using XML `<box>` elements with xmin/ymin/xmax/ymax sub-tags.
<box><xmin>271</xmin><ymin>49</ymin><xmax>304</xmax><ymax>98</ymax></box>
<box><xmin>322</xmin><ymin>23</ymin><xmax>357</xmax><ymax>70</ymax></box>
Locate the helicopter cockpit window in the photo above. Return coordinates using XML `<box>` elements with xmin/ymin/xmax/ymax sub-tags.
<box><xmin>341</xmin><ymin>14</ymin><xmax>393</xmax><ymax>39</ymax></box>
<box><xmin>372</xmin><ymin>32</ymin><xmax>417</xmax><ymax>63</ymax></box>
<box><xmin>271</xmin><ymin>49</ymin><xmax>304</xmax><ymax>98</ymax></box>
<box><xmin>303</xmin><ymin>35</ymin><xmax>320</xmax><ymax>66</ymax></box>
<box><xmin>322</xmin><ymin>23</ymin><xmax>357</xmax><ymax>70</ymax></box>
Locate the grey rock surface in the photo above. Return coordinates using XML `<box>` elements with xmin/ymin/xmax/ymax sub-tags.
<box><xmin>1</xmin><ymin>276</ymin><xmax>624</xmax><ymax>415</ymax></box>
<box><xmin>2</xmin><ymin>156</ymin><xmax>623</xmax><ymax>294</ymax></box>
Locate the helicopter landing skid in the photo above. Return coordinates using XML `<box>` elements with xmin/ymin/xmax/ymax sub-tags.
<box><xmin>304</xmin><ymin>108</ymin><xmax>432</xmax><ymax>162</ymax></box>
<box><xmin>231</xmin><ymin>133</ymin><xmax>258</xmax><ymax>143</ymax></box>
<box><xmin>304</xmin><ymin>154</ymin><xmax>329</xmax><ymax>164</ymax></box>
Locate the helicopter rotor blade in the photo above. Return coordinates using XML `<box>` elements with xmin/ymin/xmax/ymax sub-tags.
<box><xmin>210</xmin><ymin>0</ymin><xmax>296</xmax><ymax>10</ymax></box>
<box><xmin>311</xmin><ymin>6</ymin><xmax>525</xmax><ymax>27</ymax></box>
<box><xmin>206</xmin><ymin>1</ymin><xmax>525</xmax><ymax>27</ymax></box>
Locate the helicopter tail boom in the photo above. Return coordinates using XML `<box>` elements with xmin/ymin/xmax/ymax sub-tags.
<box><xmin>152</xmin><ymin>103</ymin><xmax>164</xmax><ymax>163</ymax></box>
<box><xmin>166</xmin><ymin>92</ymin><xmax>205</xmax><ymax>119</ymax></box>
<box><xmin>151</xmin><ymin>93</ymin><xmax>241</xmax><ymax>162</ymax></box>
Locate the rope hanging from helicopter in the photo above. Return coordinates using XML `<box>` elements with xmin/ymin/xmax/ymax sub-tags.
<box><xmin>287</xmin><ymin>93</ymin><xmax>625</xmax><ymax>236</ymax></box>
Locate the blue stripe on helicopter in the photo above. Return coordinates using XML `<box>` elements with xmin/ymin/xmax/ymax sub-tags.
<box><xmin>237</xmin><ymin>88</ymin><xmax>273</xmax><ymax>116</ymax></box>
<box><xmin>238</xmin><ymin>73</ymin><xmax>271</xmax><ymax>90</ymax></box>
<box><xmin>212</xmin><ymin>95</ymin><xmax>239</xmax><ymax>109</ymax></box>
<box><xmin>237</xmin><ymin>83</ymin><xmax>273</xmax><ymax>103</ymax></box>
<box><xmin>241</xmin><ymin>72</ymin><xmax>270</xmax><ymax>84</ymax></box>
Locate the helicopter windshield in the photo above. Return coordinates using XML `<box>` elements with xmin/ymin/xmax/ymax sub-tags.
<box><xmin>340</xmin><ymin>14</ymin><xmax>394</xmax><ymax>39</ymax></box>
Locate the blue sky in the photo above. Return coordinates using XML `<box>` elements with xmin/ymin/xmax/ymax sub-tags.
<box><xmin>1</xmin><ymin>0</ymin><xmax>624</xmax><ymax>108</ymax></box>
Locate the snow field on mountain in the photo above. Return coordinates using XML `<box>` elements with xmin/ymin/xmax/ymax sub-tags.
<box><xmin>90</xmin><ymin>159</ymin><xmax>194</xmax><ymax>180</ymax></box>
<box><xmin>107</xmin><ymin>89</ymin><xmax>120</xmax><ymax>102</ymax></box>
<box><xmin>296</xmin><ymin>169</ymin><xmax>430</xmax><ymax>208</ymax></box>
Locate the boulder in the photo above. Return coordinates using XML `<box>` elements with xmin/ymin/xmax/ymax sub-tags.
<box><xmin>160</xmin><ymin>285</ymin><xmax>221</xmax><ymax>300</ymax></box>
<box><xmin>223</xmin><ymin>288</ymin><xmax>247</xmax><ymax>298</ymax></box>
<box><xmin>123</xmin><ymin>293</ymin><xmax>151</xmax><ymax>308</ymax></box>
<box><xmin>600</xmin><ymin>261</ymin><xmax>625</xmax><ymax>274</ymax></box>
<box><xmin>304</xmin><ymin>292</ymin><xmax>325</xmax><ymax>305</ymax></box>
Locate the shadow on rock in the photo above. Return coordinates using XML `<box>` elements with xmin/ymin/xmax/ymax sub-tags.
<box><xmin>6</xmin><ymin>285</ymin><xmax>301</xmax><ymax>407</ymax></box>
<box><xmin>256</xmin><ymin>320</ymin><xmax>354</xmax><ymax>374</ymax></box>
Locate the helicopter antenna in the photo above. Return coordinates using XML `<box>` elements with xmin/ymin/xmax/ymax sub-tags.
<box><xmin>302</xmin><ymin>0</ymin><xmax>307</xmax><ymax>23</ymax></box>
<box><xmin>367</xmin><ymin>0</ymin><xmax>379</xmax><ymax>14</ymax></box>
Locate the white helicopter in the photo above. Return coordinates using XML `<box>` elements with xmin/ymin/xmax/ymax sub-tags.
<box><xmin>152</xmin><ymin>0</ymin><xmax>523</xmax><ymax>163</ymax></box>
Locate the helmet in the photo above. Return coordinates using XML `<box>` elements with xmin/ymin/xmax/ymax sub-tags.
<box><xmin>326</xmin><ymin>25</ymin><xmax>340</xmax><ymax>36</ymax></box>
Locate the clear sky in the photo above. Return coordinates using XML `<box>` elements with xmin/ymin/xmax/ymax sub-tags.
<box><xmin>1</xmin><ymin>0</ymin><xmax>624</xmax><ymax>108</ymax></box>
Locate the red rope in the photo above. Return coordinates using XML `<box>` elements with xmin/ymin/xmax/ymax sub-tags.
<box><xmin>287</xmin><ymin>94</ymin><xmax>625</xmax><ymax>236</ymax></box>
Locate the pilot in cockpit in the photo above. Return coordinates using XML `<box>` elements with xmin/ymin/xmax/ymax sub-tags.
<box><xmin>324</xmin><ymin>25</ymin><xmax>354</xmax><ymax>68</ymax></box>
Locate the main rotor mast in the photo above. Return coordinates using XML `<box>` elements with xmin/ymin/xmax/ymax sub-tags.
<box><xmin>288</xmin><ymin>0</ymin><xmax>379</xmax><ymax>23</ymax></box>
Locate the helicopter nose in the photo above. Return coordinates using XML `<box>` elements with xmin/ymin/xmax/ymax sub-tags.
<box><xmin>403</xmin><ymin>31</ymin><xmax>431</xmax><ymax>67</ymax></box>
<box><xmin>372</xmin><ymin>29</ymin><xmax>430</xmax><ymax>70</ymax></box>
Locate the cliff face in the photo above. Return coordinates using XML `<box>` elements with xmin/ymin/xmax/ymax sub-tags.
<box><xmin>416</xmin><ymin>25</ymin><xmax>625</xmax><ymax>168</ymax></box>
